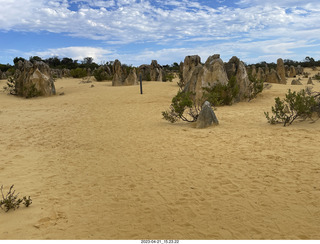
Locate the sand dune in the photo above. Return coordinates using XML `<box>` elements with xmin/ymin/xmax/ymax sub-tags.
<box><xmin>0</xmin><ymin>68</ymin><xmax>320</xmax><ymax>240</ymax></box>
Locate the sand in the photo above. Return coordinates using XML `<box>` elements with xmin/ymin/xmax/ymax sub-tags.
<box><xmin>0</xmin><ymin>68</ymin><xmax>320</xmax><ymax>240</ymax></box>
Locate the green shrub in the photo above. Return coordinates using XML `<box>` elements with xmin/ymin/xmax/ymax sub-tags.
<box><xmin>177</xmin><ymin>71</ymin><xmax>185</xmax><ymax>89</ymax></box>
<box><xmin>202</xmin><ymin>76</ymin><xmax>239</xmax><ymax>106</ymax></box>
<box><xmin>264</xmin><ymin>88</ymin><xmax>320</xmax><ymax>126</ymax></box>
<box><xmin>93</xmin><ymin>68</ymin><xmax>112</xmax><ymax>81</ymax></box>
<box><xmin>162</xmin><ymin>91</ymin><xmax>201</xmax><ymax>123</ymax></box>
<box><xmin>248</xmin><ymin>74</ymin><xmax>264</xmax><ymax>101</ymax></box>
<box><xmin>0</xmin><ymin>185</ymin><xmax>32</xmax><ymax>212</ymax></box>
<box><xmin>70</xmin><ymin>68</ymin><xmax>87</xmax><ymax>78</ymax></box>
<box><xmin>165</xmin><ymin>73</ymin><xmax>175</xmax><ymax>82</ymax></box>
<box><xmin>313</xmin><ymin>74</ymin><xmax>320</xmax><ymax>80</ymax></box>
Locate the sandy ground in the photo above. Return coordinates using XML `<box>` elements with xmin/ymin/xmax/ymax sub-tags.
<box><xmin>0</xmin><ymin>68</ymin><xmax>320</xmax><ymax>240</ymax></box>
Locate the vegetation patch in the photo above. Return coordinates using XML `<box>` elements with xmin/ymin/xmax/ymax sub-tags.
<box><xmin>0</xmin><ymin>185</ymin><xmax>32</xmax><ymax>212</ymax></box>
<box><xmin>265</xmin><ymin>88</ymin><xmax>320</xmax><ymax>126</ymax></box>
<box><xmin>93</xmin><ymin>68</ymin><xmax>112</xmax><ymax>81</ymax></box>
<box><xmin>202</xmin><ymin>76</ymin><xmax>239</xmax><ymax>106</ymax></box>
<box><xmin>162</xmin><ymin>91</ymin><xmax>201</xmax><ymax>123</ymax></box>
<box><xmin>70</xmin><ymin>68</ymin><xmax>87</xmax><ymax>78</ymax></box>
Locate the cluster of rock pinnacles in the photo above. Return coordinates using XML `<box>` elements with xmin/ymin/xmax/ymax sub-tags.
<box><xmin>11</xmin><ymin>55</ymin><xmax>311</xmax><ymax>128</ymax></box>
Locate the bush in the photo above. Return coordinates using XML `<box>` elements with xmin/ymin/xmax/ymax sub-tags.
<box><xmin>264</xmin><ymin>88</ymin><xmax>320</xmax><ymax>126</ymax></box>
<box><xmin>165</xmin><ymin>73</ymin><xmax>175</xmax><ymax>82</ymax></box>
<box><xmin>202</xmin><ymin>76</ymin><xmax>239</xmax><ymax>106</ymax></box>
<box><xmin>0</xmin><ymin>185</ymin><xmax>32</xmax><ymax>212</ymax></box>
<box><xmin>93</xmin><ymin>68</ymin><xmax>112</xmax><ymax>81</ymax></box>
<box><xmin>162</xmin><ymin>91</ymin><xmax>201</xmax><ymax>123</ymax></box>
<box><xmin>70</xmin><ymin>68</ymin><xmax>87</xmax><ymax>78</ymax></box>
<box><xmin>313</xmin><ymin>73</ymin><xmax>320</xmax><ymax>81</ymax></box>
<box><xmin>177</xmin><ymin>71</ymin><xmax>185</xmax><ymax>89</ymax></box>
<box><xmin>248</xmin><ymin>74</ymin><xmax>264</xmax><ymax>101</ymax></box>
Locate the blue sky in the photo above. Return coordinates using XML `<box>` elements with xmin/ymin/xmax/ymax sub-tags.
<box><xmin>0</xmin><ymin>0</ymin><xmax>320</xmax><ymax>66</ymax></box>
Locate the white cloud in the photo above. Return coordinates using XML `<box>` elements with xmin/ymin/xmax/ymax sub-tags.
<box><xmin>1</xmin><ymin>0</ymin><xmax>318</xmax><ymax>44</ymax></box>
<box><xmin>0</xmin><ymin>0</ymin><xmax>320</xmax><ymax>65</ymax></box>
<box><xmin>28</xmin><ymin>46</ymin><xmax>114</xmax><ymax>63</ymax></box>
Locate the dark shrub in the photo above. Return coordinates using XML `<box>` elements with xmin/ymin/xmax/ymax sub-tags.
<box><xmin>70</xmin><ymin>68</ymin><xmax>87</xmax><ymax>78</ymax></box>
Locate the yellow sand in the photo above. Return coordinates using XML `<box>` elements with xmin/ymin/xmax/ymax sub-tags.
<box><xmin>0</xmin><ymin>68</ymin><xmax>320</xmax><ymax>240</ymax></box>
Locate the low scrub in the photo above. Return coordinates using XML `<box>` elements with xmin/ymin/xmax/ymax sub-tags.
<box><xmin>165</xmin><ymin>73</ymin><xmax>175</xmax><ymax>82</ymax></box>
<box><xmin>248</xmin><ymin>74</ymin><xmax>264</xmax><ymax>101</ymax></box>
<box><xmin>0</xmin><ymin>185</ymin><xmax>32</xmax><ymax>212</ymax></box>
<box><xmin>265</xmin><ymin>88</ymin><xmax>320</xmax><ymax>126</ymax></box>
<box><xmin>202</xmin><ymin>76</ymin><xmax>239</xmax><ymax>106</ymax></box>
<box><xmin>162</xmin><ymin>91</ymin><xmax>201</xmax><ymax>123</ymax></box>
<box><xmin>93</xmin><ymin>68</ymin><xmax>112</xmax><ymax>81</ymax></box>
<box><xmin>313</xmin><ymin>73</ymin><xmax>320</xmax><ymax>81</ymax></box>
<box><xmin>70</xmin><ymin>68</ymin><xmax>87</xmax><ymax>78</ymax></box>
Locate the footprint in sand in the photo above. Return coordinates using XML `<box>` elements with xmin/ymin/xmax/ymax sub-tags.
<box><xmin>34</xmin><ymin>210</ymin><xmax>67</xmax><ymax>229</ymax></box>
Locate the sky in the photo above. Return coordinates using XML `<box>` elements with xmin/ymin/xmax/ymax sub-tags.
<box><xmin>0</xmin><ymin>0</ymin><xmax>320</xmax><ymax>66</ymax></box>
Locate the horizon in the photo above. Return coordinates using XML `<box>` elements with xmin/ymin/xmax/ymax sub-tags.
<box><xmin>1</xmin><ymin>0</ymin><xmax>320</xmax><ymax>66</ymax></box>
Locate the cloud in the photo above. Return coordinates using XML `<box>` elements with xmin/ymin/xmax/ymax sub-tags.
<box><xmin>28</xmin><ymin>46</ymin><xmax>114</xmax><ymax>63</ymax></box>
<box><xmin>236</xmin><ymin>0</ymin><xmax>320</xmax><ymax>8</ymax></box>
<box><xmin>1</xmin><ymin>0</ymin><xmax>318</xmax><ymax>44</ymax></box>
<box><xmin>0</xmin><ymin>0</ymin><xmax>319</xmax><ymax>65</ymax></box>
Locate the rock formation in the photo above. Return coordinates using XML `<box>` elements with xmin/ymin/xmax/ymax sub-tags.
<box><xmin>150</xmin><ymin>60</ymin><xmax>163</xmax><ymax>81</ymax></box>
<box><xmin>182</xmin><ymin>55</ymin><xmax>202</xmax><ymax>85</ymax></box>
<box><xmin>51</xmin><ymin>69</ymin><xmax>62</xmax><ymax>79</ymax></box>
<box><xmin>203</xmin><ymin>54</ymin><xmax>229</xmax><ymax>87</ymax></box>
<box><xmin>181</xmin><ymin>55</ymin><xmax>204</xmax><ymax>101</ymax></box>
<box><xmin>14</xmin><ymin>60</ymin><xmax>56</xmax><ymax>98</ymax></box>
<box><xmin>296</xmin><ymin>65</ymin><xmax>304</xmax><ymax>75</ymax></box>
<box><xmin>251</xmin><ymin>65</ymin><xmax>257</xmax><ymax>77</ymax></box>
<box><xmin>112</xmin><ymin>59</ymin><xmax>138</xmax><ymax>86</ymax></box>
<box><xmin>265</xmin><ymin>64</ymin><xmax>269</xmax><ymax>75</ymax></box>
<box><xmin>62</xmin><ymin>68</ymin><xmax>71</xmax><ymax>77</ymax></box>
<box><xmin>0</xmin><ymin>70</ymin><xmax>8</xmax><ymax>79</ymax></box>
<box><xmin>225</xmin><ymin>56</ymin><xmax>251</xmax><ymax>101</ymax></box>
<box><xmin>196</xmin><ymin>101</ymin><xmax>219</xmax><ymax>129</ymax></box>
<box><xmin>288</xmin><ymin>65</ymin><xmax>297</xmax><ymax>78</ymax></box>
<box><xmin>182</xmin><ymin>54</ymin><xmax>251</xmax><ymax>103</ymax></box>
<box><xmin>112</xmin><ymin>59</ymin><xmax>128</xmax><ymax>86</ymax></box>
<box><xmin>183</xmin><ymin>54</ymin><xmax>229</xmax><ymax>102</ymax></box>
<box><xmin>307</xmin><ymin>77</ymin><xmax>314</xmax><ymax>85</ymax></box>
<box><xmin>124</xmin><ymin>68</ymin><xmax>138</xmax><ymax>86</ymax></box>
<box><xmin>276</xmin><ymin>58</ymin><xmax>286</xmax><ymax>84</ymax></box>
<box><xmin>284</xmin><ymin>65</ymin><xmax>289</xmax><ymax>77</ymax></box>
<box><xmin>138</xmin><ymin>60</ymin><xmax>164</xmax><ymax>82</ymax></box>
<box><xmin>266</xmin><ymin>69</ymin><xmax>282</xmax><ymax>84</ymax></box>
<box><xmin>291</xmin><ymin>79</ymin><xmax>302</xmax><ymax>85</ymax></box>
<box><xmin>256</xmin><ymin>67</ymin><xmax>266</xmax><ymax>82</ymax></box>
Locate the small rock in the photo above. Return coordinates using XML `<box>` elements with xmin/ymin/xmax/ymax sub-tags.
<box><xmin>59</xmin><ymin>92</ymin><xmax>65</xmax><ymax>96</ymax></box>
<box><xmin>196</xmin><ymin>101</ymin><xmax>219</xmax><ymax>129</ymax></box>
<box><xmin>291</xmin><ymin>79</ymin><xmax>302</xmax><ymax>85</ymax></box>
<box><xmin>307</xmin><ymin>77</ymin><xmax>314</xmax><ymax>85</ymax></box>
